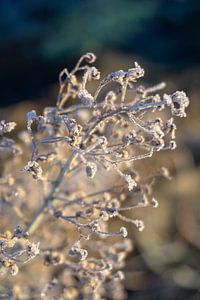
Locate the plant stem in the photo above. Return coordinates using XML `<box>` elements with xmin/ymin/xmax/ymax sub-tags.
<box><xmin>26</xmin><ymin>151</ymin><xmax>78</xmax><ymax>235</ymax></box>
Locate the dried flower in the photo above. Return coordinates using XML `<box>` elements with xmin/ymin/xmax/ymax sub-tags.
<box><xmin>0</xmin><ymin>53</ymin><xmax>189</xmax><ymax>299</ymax></box>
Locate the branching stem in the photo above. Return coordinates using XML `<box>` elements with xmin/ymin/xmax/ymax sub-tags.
<box><xmin>26</xmin><ymin>151</ymin><xmax>78</xmax><ymax>235</ymax></box>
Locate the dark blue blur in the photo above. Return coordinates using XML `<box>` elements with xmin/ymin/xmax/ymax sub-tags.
<box><xmin>0</xmin><ymin>0</ymin><xmax>199</xmax><ymax>106</ymax></box>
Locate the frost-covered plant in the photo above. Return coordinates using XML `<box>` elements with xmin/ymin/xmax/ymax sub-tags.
<box><xmin>0</xmin><ymin>53</ymin><xmax>189</xmax><ymax>299</ymax></box>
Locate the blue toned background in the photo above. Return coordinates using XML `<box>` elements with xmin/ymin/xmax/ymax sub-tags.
<box><xmin>0</xmin><ymin>0</ymin><xmax>199</xmax><ymax>106</ymax></box>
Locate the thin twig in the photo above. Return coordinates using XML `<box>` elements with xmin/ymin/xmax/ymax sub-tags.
<box><xmin>26</xmin><ymin>151</ymin><xmax>78</xmax><ymax>235</ymax></box>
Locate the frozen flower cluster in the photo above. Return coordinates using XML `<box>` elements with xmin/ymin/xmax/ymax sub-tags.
<box><xmin>0</xmin><ymin>53</ymin><xmax>189</xmax><ymax>299</ymax></box>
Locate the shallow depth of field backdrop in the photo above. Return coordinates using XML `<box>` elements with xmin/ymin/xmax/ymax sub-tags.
<box><xmin>0</xmin><ymin>1</ymin><xmax>200</xmax><ymax>299</ymax></box>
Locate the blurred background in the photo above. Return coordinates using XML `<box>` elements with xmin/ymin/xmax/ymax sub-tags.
<box><xmin>0</xmin><ymin>0</ymin><xmax>200</xmax><ymax>299</ymax></box>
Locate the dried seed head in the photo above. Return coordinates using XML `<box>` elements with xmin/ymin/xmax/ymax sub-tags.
<box><xmin>127</xmin><ymin>62</ymin><xmax>144</xmax><ymax>80</ymax></box>
<box><xmin>120</xmin><ymin>227</ymin><xmax>128</xmax><ymax>238</ymax></box>
<box><xmin>113</xmin><ymin>271</ymin><xmax>125</xmax><ymax>281</ymax></box>
<box><xmin>68</xmin><ymin>246</ymin><xmax>88</xmax><ymax>261</ymax></box>
<box><xmin>169</xmin><ymin>140</ymin><xmax>177</xmax><ymax>150</ymax></box>
<box><xmin>9</xmin><ymin>264</ymin><xmax>19</xmax><ymax>276</ymax></box>
<box><xmin>163</xmin><ymin>93</ymin><xmax>173</xmax><ymax>106</ymax></box>
<box><xmin>85</xmin><ymin>162</ymin><xmax>97</xmax><ymax>178</ymax></box>
<box><xmin>26</xmin><ymin>242</ymin><xmax>40</xmax><ymax>258</ymax></box>
<box><xmin>53</xmin><ymin>210</ymin><xmax>62</xmax><ymax>218</ymax></box>
<box><xmin>22</xmin><ymin>161</ymin><xmax>43</xmax><ymax>180</ymax></box>
<box><xmin>43</xmin><ymin>251</ymin><xmax>64</xmax><ymax>266</ymax></box>
<box><xmin>149</xmin><ymin>137</ymin><xmax>165</xmax><ymax>151</ymax></box>
<box><xmin>171</xmin><ymin>91</ymin><xmax>189</xmax><ymax>117</ymax></box>
<box><xmin>89</xmin><ymin>67</ymin><xmax>100</xmax><ymax>80</ymax></box>
<box><xmin>135</xmin><ymin>220</ymin><xmax>145</xmax><ymax>232</ymax></box>
<box><xmin>124</xmin><ymin>175</ymin><xmax>137</xmax><ymax>191</ymax></box>
<box><xmin>98</xmin><ymin>136</ymin><xmax>108</xmax><ymax>149</ymax></box>
<box><xmin>105</xmin><ymin>91</ymin><xmax>117</xmax><ymax>102</ymax></box>
<box><xmin>151</xmin><ymin>198</ymin><xmax>159</xmax><ymax>208</ymax></box>
<box><xmin>13</xmin><ymin>225</ymin><xmax>28</xmax><ymax>238</ymax></box>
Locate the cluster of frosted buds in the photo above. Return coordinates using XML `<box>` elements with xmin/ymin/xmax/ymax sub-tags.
<box><xmin>0</xmin><ymin>53</ymin><xmax>189</xmax><ymax>299</ymax></box>
<box><xmin>0</xmin><ymin>226</ymin><xmax>40</xmax><ymax>276</ymax></box>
